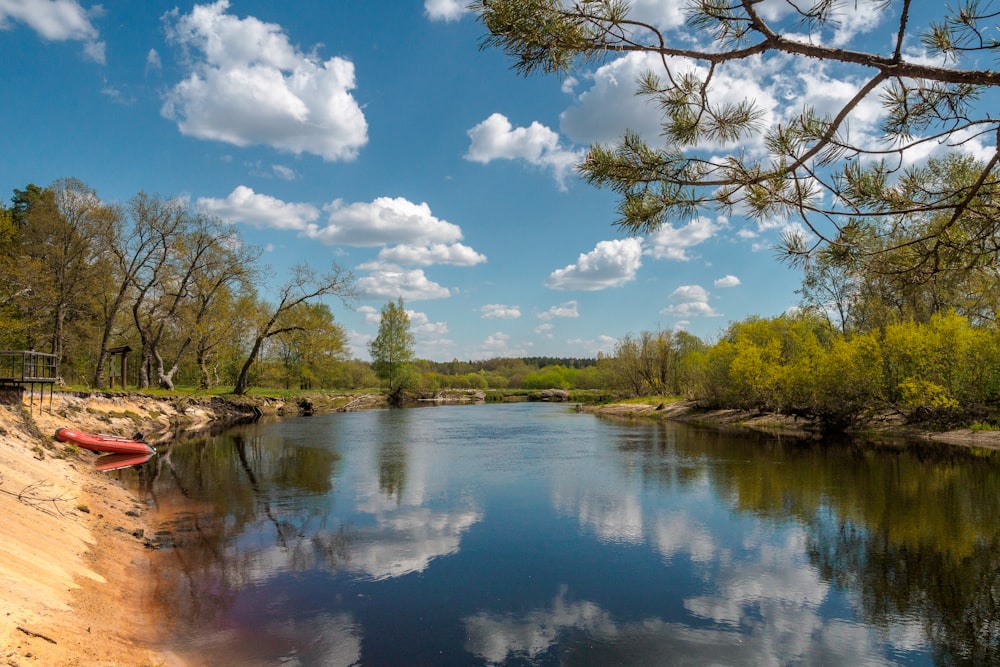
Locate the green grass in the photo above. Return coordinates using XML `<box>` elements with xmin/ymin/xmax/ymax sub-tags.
<box><xmin>970</xmin><ymin>421</ymin><xmax>1000</xmax><ymax>432</ymax></box>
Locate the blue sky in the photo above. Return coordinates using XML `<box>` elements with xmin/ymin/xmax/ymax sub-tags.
<box><xmin>0</xmin><ymin>1</ymin><xmax>976</xmax><ymax>361</ymax></box>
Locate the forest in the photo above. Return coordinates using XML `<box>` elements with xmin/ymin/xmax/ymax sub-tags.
<box><xmin>2</xmin><ymin>163</ymin><xmax>1000</xmax><ymax>433</ymax></box>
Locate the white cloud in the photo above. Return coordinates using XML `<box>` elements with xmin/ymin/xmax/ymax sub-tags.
<box><xmin>198</xmin><ymin>185</ymin><xmax>319</xmax><ymax>230</ymax></box>
<box><xmin>377</xmin><ymin>242</ymin><xmax>486</xmax><ymax>267</ymax></box>
<box><xmin>672</xmin><ymin>284</ymin><xmax>709</xmax><ymax>302</ymax></box>
<box><xmin>661</xmin><ymin>284</ymin><xmax>721</xmax><ymax>318</ymax></box>
<box><xmin>271</xmin><ymin>164</ymin><xmax>296</xmax><ymax>180</ymax></box>
<box><xmin>206</xmin><ymin>191</ymin><xmax>478</xmax><ymax>260</ymax></box>
<box><xmin>537</xmin><ymin>301</ymin><xmax>579</xmax><ymax>321</ymax></box>
<box><xmin>356</xmin><ymin>268</ymin><xmax>452</xmax><ymax>301</ymax></box>
<box><xmin>626</xmin><ymin>0</ymin><xmax>688</xmax><ymax>30</ymax></box>
<box><xmin>560</xmin><ymin>52</ymin><xmax>665</xmax><ymax>145</ymax></box>
<box><xmin>714</xmin><ymin>275</ymin><xmax>740</xmax><ymax>288</ymax></box>
<box><xmin>424</xmin><ymin>0</ymin><xmax>467</xmax><ymax>22</ymax></box>
<box><xmin>646</xmin><ymin>216</ymin><xmax>720</xmax><ymax>261</ymax></box>
<box><xmin>82</xmin><ymin>38</ymin><xmax>104</xmax><ymax>63</ymax></box>
<box><xmin>470</xmin><ymin>331</ymin><xmax>532</xmax><ymax>359</ymax></box>
<box><xmin>162</xmin><ymin>0</ymin><xmax>367</xmax><ymax>161</ymax></box>
<box><xmin>481</xmin><ymin>304</ymin><xmax>521</xmax><ymax>320</ymax></box>
<box><xmin>358</xmin><ymin>305</ymin><xmax>380</xmax><ymax>325</ymax></box>
<box><xmin>466</xmin><ymin>113</ymin><xmax>583</xmax><ymax>189</ymax></box>
<box><xmin>0</xmin><ymin>0</ymin><xmax>104</xmax><ymax>62</ymax></box>
<box><xmin>546</xmin><ymin>238</ymin><xmax>643</xmax><ymax>291</ymax></box>
<box><xmin>826</xmin><ymin>1</ymin><xmax>885</xmax><ymax>47</ymax></box>
<box><xmin>145</xmin><ymin>48</ymin><xmax>162</xmax><ymax>73</ymax></box>
<box><xmin>566</xmin><ymin>335</ymin><xmax>618</xmax><ymax>355</ymax></box>
<box><xmin>0</xmin><ymin>0</ymin><xmax>95</xmax><ymax>40</ymax></box>
<box><xmin>405</xmin><ymin>309</ymin><xmax>449</xmax><ymax>337</ymax></box>
<box><xmin>318</xmin><ymin>197</ymin><xmax>463</xmax><ymax>247</ymax></box>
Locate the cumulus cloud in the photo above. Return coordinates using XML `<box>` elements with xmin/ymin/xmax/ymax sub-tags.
<box><xmin>546</xmin><ymin>238</ymin><xmax>643</xmax><ymax>291</ymax></box>
<box><xmin>358</xmin><ymin>305</ymin><xmax>380</xmax><ymax>325</ymax></box>
<box><xmin>377</xmin><ymin>242</ymin><xmax>486</xmax><ymax>267</ymax></box>
<box><xmin>424</xmin><ymin>0</ymin><xmax>467</xmax><ymax>22</ymax></box>
<box><xmin>471</xmin><ymin>331</ymin><xmax>532</xmax><ymax>359</ymax></box>
<box><xmin>481</xmin><ymin>304</ymin><xmax>521</xmax><ymax>320</ymax></box>
<box><xmin>318</xmin><ymin>197</ymin><xmax>462</xmax><ymax>247</ymax></box>
<box><xmin>202</xmin><ymin>189</ymin><xmax>481</xmax><ymax>261</ymax></box>
<box><xmin>356</xmin><ymin>268</ymin><xmax>451</xmax><ymax>301</ymax></box>
<box><xmin>561</xmin><ymin>51</ymin><xmax>775</xmax><ymax>149</ymax></box>
<box><xmin>198</xmin><ymin>185</ymin><xmax>320</xmax><ymax>230</ymax></box>
<box><xmin>538</xmin><ymin>301</ymin><xmax>579</xmax><ymax>321</ymax></box>
<box><xmin>560</xmin><ymin>52</ymin><xmax>665</xmax><ymax>145</ymax></box>
<box><xmin>646</xmin><ymin>216</ymin><xmax>721</xmax><ymax>261</ymax></box>
<box><xmin>466</xmin><ymin>113</ymin><xmax>583</xmax><ymax>189</ymax></box>
<box><xmin>162</xmin><ymin>0</ymin><xmax>367</xmax><ymax>161</ymax></box>
<box><xmin>660</xmin><ymin>284</ymin><xmax>720</xmax><ymax>318</ymax></box>
<box><xmin>0</xmin><ymin>0</ymin><xmax>104</xmax><ymax>62</ymax></box>
<box><xmin>714</xmin><ymin>275</ymin><xmax>740</xmax><ymax>288</ymax></box>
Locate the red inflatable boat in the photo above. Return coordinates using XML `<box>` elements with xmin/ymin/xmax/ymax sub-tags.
<box><xmin>55</xmin><ymin>427</ymin><xmax>155</xmax><ymax>455</ymax></box>
<box><xmin>94</xmin><ymin>451</ymin><xmax>155</xmax><ymax>472</ymax></box>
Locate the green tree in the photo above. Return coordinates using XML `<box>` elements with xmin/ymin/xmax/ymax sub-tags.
<box><xmin>233</xmin><ymin>263</ymin><xmax>354</xmax><ymax>395</ymax></box>
<box><xmin>474</xmin><ymin>1</ymin><xmax>1000</xmax><ymax>268</ymax></box>
<box><xmin>369</xmin><ymin>297</ymin><xmax>415</xmax><ymax>402</ymax></box>
<box><xmin>11</xmin><ymin>179</ymin><xmax>107</xmax><ymax>368</ymax></box>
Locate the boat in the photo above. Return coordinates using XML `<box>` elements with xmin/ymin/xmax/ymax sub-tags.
<box><xmin>55</xmin><ymin>427</ymin><xmax>155</xmax><ymax>455</ymax></box>
<box><xmin>94</xmin><ymin>451</ymin><xmax>154</xmax><ymax>472</ymax></box>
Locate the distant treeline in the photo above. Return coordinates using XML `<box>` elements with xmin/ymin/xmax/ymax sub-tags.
<box><xmin>5</xmin><ymin>177</ymin><xmax>1000</xmax><ymax>433</ymax></box>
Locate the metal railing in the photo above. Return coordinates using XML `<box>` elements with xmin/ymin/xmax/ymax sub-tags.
<box><xmin>0</xmin><ymin>350</ymin><xmax>58</xmax><ymax>412</ymax></box>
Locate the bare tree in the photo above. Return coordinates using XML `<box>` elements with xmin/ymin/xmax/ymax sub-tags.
<box><xmin>233</xmin><ymin>264</ymin><xmax>355</xmax><ymax>395</ymax></box>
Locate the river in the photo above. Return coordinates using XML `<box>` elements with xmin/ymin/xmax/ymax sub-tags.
<box><xmin>126</xmin><ymin>402</ymin><xmax>1000</xmax><ymax>665</ymax></box>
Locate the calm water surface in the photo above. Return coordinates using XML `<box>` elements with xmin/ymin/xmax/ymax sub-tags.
<box><xmin>130</xmin><ymin>403</ymin><xmax>1000</xmax><ymax>666</ymax></box>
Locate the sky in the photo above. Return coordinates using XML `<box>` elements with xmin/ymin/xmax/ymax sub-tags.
<box><xmin>0</xmin><ymin>0</ymin><xmax>981</xmax><ymax>362</ymax></box>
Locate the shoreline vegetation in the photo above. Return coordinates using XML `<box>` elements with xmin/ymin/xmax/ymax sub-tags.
<box><xmin>3</xmin><ymin>388</ymin><xmax>1000</xmax><ymax>667</ymax></box>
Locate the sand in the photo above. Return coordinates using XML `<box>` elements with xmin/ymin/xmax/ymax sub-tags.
<box><xmin>0</xmin><ymin>391</ymin><xmax>233</xmax><ymax>667</ymax></box>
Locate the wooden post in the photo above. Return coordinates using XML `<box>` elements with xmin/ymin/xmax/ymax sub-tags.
<box><xmin>107</xmin><ymin>346</ymin><xmax>132</xmax><ymax>390</ymax></box>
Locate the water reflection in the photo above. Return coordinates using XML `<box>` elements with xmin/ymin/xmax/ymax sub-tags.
<box><xmin>135</xmin><ymin>404</ymin><xmax>1000</xmax><ymax>665</ymax></box>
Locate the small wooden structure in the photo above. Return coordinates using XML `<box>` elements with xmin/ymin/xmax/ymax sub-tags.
<box><xmin>106</xmin><ymin>345</ymin><xmax>132</xmax><ymax>390</ymax></box>
<box><xmin>0</xmin><ymin>350</ymin><xmax>58</xmax><ymax>413</ymax></box>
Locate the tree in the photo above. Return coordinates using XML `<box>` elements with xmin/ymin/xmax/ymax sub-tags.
<box><xmin>233</xmin><ymin>263</ymin><xmax>354</xmax><ymax>395</ymax></box>
<box><xmin>269</xmin><ymin>302</ymin><xmax>348</xmax><ymax>390</ymax></box>
<box><xmin>369</xmin><ymin>297</ymin><xmax>415</xmax><ymax>402</ymax></box>
<box><xmin>799</xmin><ymin>153</ymin><xmax>1000</xmax><ymax>331</ymax></box>
<box><xmin>474</xmin><ymin>1</ymin><xmax>1000</xmax><ymax>270</ymax></box>
<box><xmin>9</xmin><ymin>179</ymin><xmax>108</xmax><ymax>365</ymax></box>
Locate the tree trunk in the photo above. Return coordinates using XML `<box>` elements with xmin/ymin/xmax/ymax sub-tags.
<box><xmin>234</xmin><ymin>336</ymin><xmax>264</xmax><ymax>395</ymax></box>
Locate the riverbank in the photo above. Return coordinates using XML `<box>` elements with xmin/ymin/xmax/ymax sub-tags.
<box><xmin>0</xmin><ymin>391</ymin><xmax>274</xmax><ymax>667</ymax></box>
<box><xmin>5</xmin><ymin>390</ymin><xmax>1000</xmax><ymax>666</ymax></box>
<box><xmin>581</xmin><ymin>399</ymin><xmax>1000</xmax><ymax>450</ymax></box>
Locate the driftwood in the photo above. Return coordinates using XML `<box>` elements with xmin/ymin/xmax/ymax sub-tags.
<box><xmin>0</xmin><ymin>473</ymin><xmax>74</xmax><ymax>516</ymax></box>
<box><xmin>17</xmin><ymin>625</ymin><xmax>57</xmax><ymax>644</ymax></box>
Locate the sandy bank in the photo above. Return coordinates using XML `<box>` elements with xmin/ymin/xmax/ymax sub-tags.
<box><xmin>0</xmin><ymin>391</ymin><xmax>266</xmax><ymax>667</ymax></box>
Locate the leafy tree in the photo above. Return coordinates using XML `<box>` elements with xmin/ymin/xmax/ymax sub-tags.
<box><xmin>806</xmin><ymin>155</ymin><xmax>1000</xmax><ymax>331</ymax></box>
<box><xmin>10</xmin><ymin>179</ymin><xmax>107</xmax><ymax>366</ymax></box>
<box><xmin>474</xmin><ymin>1</ymin><xmax>1000</xmax><ymax>269</ymax></box>
<box><xmin>269</xmin><ymin>302</ymin><xmax>348</xmax><ymax>390</ymax></box>
<box><xmin>233</xmin><ymin>263</ymin><xmax>354</xmax><ymax>395</ymax></box>
<box><xmin>369</xmin><ymin>297</ymin><xmax>415</xmax><ymax>401</ymax></box>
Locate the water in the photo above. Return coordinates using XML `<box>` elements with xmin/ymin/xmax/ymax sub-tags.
<box><xmin>130</xmin><ymin>402</ymin><xmax>1000</xmax><ymax>666</ymax></box>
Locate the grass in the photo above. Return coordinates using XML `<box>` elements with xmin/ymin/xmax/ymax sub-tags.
<box><xmin>613</xmin><ymin>395</ymin><xmax>684</xmax><ymax>405</ymax></box>
<box><xmin>970</xmin><ymin>421</ymin><xmax>1000</xmax><ymax>432</ymax></box>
